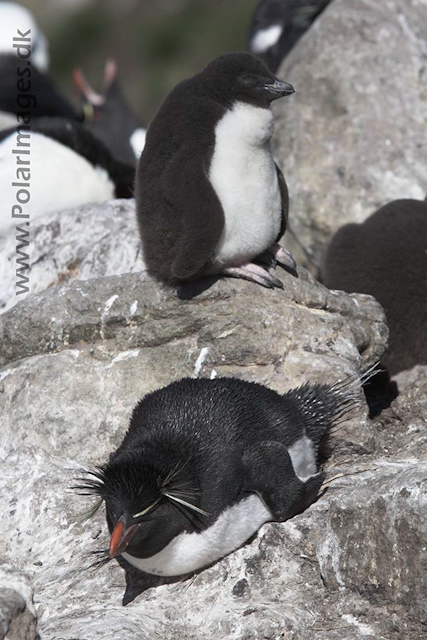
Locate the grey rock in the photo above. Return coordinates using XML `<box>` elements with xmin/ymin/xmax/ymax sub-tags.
<box><xmin>273</xmin><ymin>0</ymin><xmax>427</xmax><ymax>272</ymax></box>
<box><xmin>374</xmin><ymin>365</ymin><xmax>427</xmax><ymax>459</ymax></box>
<box><xmin>0</xmin><ymin>260</ymin><xmax>393</xmax><ymax>639</ymax></box>
<box><xmin>318</xmin><ymin>460</ymin><xmax>427</xmax><ymax>631</ymax></box>
<box><xmin>0</xmin><ymin>564</ymin><xmax>39</xmax><ymax>640</ymax></box>
<box><xmin>0</xmin><ymin>268</ymin><xmax>386</xmax><ymax>459</ymax></box>
<box><xmin>0</xmin><ymin>199</ymin><xmax>145</xmax><ymax>313</ymax></box>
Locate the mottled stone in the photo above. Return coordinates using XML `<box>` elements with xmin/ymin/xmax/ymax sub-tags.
<box><xmin>273</xmin><ymin>0</ymin><xmax>427</xmax><ymax>272</ymax></box>
<box><xmin>317</xmin><ymin>460</ymin><xmax>427</xmax><ymax>636</ymax></box>
<box><xmin>0</xmin><ymin>199</ymin><xmax>144</xmax><ymax>313</ymax></box>
<box><xmin>0</xmin><ymin>564</ymin><xmax>39</xmax><ymax>640</ymax></box>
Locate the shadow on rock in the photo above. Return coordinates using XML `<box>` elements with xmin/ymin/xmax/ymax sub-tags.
<box><xmin>120</xmin><ymin>557</ymin><xmax>185</xmax><ymax>605</ymax></box>
<box><xmin>176</xmin><ymin>275</ymin><xmax>222</xmax><ymax>300</ymax></box>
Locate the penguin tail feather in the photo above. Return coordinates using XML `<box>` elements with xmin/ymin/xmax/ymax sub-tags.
<box><xmin>285</xmin><ymin>363</ymin><xmax>379</xmax><ymax>446</ymax></box>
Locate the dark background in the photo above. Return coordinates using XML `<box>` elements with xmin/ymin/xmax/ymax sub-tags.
<box><xmin>20</xmin><ymin>0</ymin><xmax>260</xmax><ymax>124</ymax></box>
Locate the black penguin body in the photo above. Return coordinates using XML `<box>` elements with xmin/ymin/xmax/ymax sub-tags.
<box><xmin>73</xmin><ymin>61</ymin><xmax>146</xmax><ymax>167</ymax></box>
<box><xmin>247</xmin><ymin>0</ymin><xmax>331</xmax><ymax>72</ymax></box>
<box><xmin>323</xmin><ymin>199</ymin><xmax>427</xmax><ymax>377</ymax></box>
<box><xmin>135</xmin><ymin>52</ymin><xmax>295</xmax><ymax>290</ymax></box>
<box><xmin>0</xmin><ymin>117</ymin><xmax>134</xmax><ymax>231</ymax></box>
<box><xmin>79</xmin><ymin>376</ymin><xmax>358</xmax><ymax>576</ymax></box>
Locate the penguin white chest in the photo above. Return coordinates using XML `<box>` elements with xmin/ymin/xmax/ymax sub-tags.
<box><xmin>122</xmin><ymin>494</ymin><xmax>272</xmax><ymax>576</ymax></box>
<box><xmin>208</xmin><ymin>102</ymin><xmax>282</xmax><ymax>267</ymax></box>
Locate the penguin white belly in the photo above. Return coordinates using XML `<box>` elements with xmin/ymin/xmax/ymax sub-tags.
<box><xmin>0</xmin><ymin>132</ymin><xmax>114</xmax><ymax>232</ymax></box>
<box><xmin>208</xmin><ymin>102</ymin><xmax>282</xmax><ymax>267</ymax></box>
<box><xmin>122</xmin><ymin>494</ymin><xmax>271</xmax><ymax>576</ymax></box>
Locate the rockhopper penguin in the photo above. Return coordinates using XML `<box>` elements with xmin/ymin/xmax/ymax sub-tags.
<box><xmin>77</xmin><ymin>375</ymin><xmax>362</xmax><ymax>577</ymax></box>
<box><xmin>135</xmin><ymin>52</ymin><xmax>296</xmax><ymax>290</ymax></box>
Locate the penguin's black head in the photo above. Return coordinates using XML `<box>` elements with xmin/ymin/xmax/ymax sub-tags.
<box><xmin>77</xmin><ymin>455</ymin><xmax>206</xmax><ymax>560</ymax></box>
<box><xmin>200</xmin><ymin>52</ymin><xmax>294</xmax><ymax>108</ymax></box>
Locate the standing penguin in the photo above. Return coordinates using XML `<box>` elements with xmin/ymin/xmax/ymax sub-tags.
<box><xmin>247</xmin><ymin>0</ymin><xmax>332</xmax><ymax>72</ymax></box>
<box><xmin>135</xmin><ymin>53</ymin><xmax>296</xmax><ymax>290</ymax></box>
<box><xmin>73</xmin><ymin>59</ymin><xmax>146</xmax><ymax>167</ymax></box>
<box><xmin>77</xmin><ymin>375</ymin><xmax>360</xmax><ymax>577</ymax></box>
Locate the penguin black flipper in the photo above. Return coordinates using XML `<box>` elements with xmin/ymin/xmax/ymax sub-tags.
<box><xmin>242</xmin><ymin>441</ymin><xmax>325</xmax><ymax>521</ymax></box>
<box><xmin>276</xmin><ymin>163</ymin><xmax>289</xmax><ymax>240</ymax></box>
<box><xmin>160</xmin><ymin>145</ymin><xmax>225</xmax><ymax>280</ymax></box>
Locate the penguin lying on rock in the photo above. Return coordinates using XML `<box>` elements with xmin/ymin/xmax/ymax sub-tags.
<box><xmin>0</xmin><ymin>117</ymin><xmax>134</xmax><ymax>232</ymax></box>
<box><xmin>77</xmin><ymin>375</ymin><xmax>362</xmax><ymax>577</ymax></box>
<box><xmin>73</xmin><ymin>59</ymin><xmax>146</xmax><ymax>167</ymax></box>
<box><xmin>247</xmin><ymin>0</ymin><xmax>332</xmax><ymax>72</ymax></box>
<box><xmin>0</xmin><ymin>2</ymin><xmax>80</xmax><ymax>120</ymax></box>
<box><xmin>135</xmin><ymin>52</ymin><xmax>296</xmax><ymax>290</ymax></box>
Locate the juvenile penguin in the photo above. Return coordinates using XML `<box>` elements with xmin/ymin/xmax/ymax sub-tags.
<box><xmin>323</xmin><ymin>199</ymin><xmax>427</xmax><ymax>379</ymax></box>
<box><xmin>0</xmin><ymin>2</ymin><xmax>80</xmax><ymax>120</ymax></box>
<box><xmin>0</xmin><ymin>117</ymin><xmax>134</xmax><ymax>232</ymax></box>
<box><xmin>247</xmin><ymin>0</ymin><xmax>331</xmax><ymax>72</ymax></box>
<box><xmin>77</xmin><ymin>375</ymin><xmax>361</xmax><ymax>577</ymax></box>
<box><xmin>73</xmin><ymin>59</ymin><xmax>146</xmax><ymax>166</ymax></box>
<box><xmin>135</xmin><ymin>52</ymin><xmax>296</xmax><ymax>290</ymax></box>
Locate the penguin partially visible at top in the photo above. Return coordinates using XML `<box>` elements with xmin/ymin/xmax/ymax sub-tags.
<box><xmin>73</xmin><ymin>59</ymin><xmax>146</xmax><ymax>167</ymax></box>
<box><xmin>0</xmin><ymin>117</ymin><xmax>134</xmax><ymax>232</ymax></box>
<box><xmin>247</xmin><ymin>0</ymin><xmax>331</xmax><ymax>72</ymax></box>
<box><xmin>135</xmin><ymin>52</ymin><xmax>296</xmax><ymax>290</ymax></box>
<box><xmin>77</xmin><ymin>375</ymin><xmax>362</xmax><ymax>577</ymax></box>
<box><xmin>0</xmin><ymin>2</ymin><xmax>80</xmax><ymax>120</ymax></box>
<box><xmin>323</xmin><ymin>199</ymin><xmax>427</xmax><ymax>380</ymax></box>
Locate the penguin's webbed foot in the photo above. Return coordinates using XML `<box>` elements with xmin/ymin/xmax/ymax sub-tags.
<box><xmin>222</xmin><ymin>263</ymin><xmax>284</xmax><ymax>289</ymax></box>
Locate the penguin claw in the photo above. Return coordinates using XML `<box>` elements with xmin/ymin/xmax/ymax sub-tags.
<box><xmin>223</xmin><ymin>263</ymin><xmax>284</xmax><ymax>289</ymax></box>
<box><xmin>270</xmin><ymin>244</ymin><xmax>297</xmax><ymax>271</ymax></box>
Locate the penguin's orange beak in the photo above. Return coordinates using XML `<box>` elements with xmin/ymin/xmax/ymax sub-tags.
<box><xmin>109</xmin><ymin>516</ymin><xmax>137</xmax><ymax>558</ymax></box>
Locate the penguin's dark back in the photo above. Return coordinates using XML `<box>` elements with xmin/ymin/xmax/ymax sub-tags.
<box><xmin>134</xmin><ymin>75</ymin><xmax>224</xmax><ymax>280</ymax></box>
<box><xmin>111</xmin><ymin>376</ymin><xmax>354</xmax><ymax>510</ymax></box>
<box><xmin>137</xmin><ymin>75</ymin><xmax>223</xmax><ymax>174</ymax></box>
<box><xmin>323</xmin><ymin>199</ymin><xmax>427</xmax><ymax>375</ymax></box>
